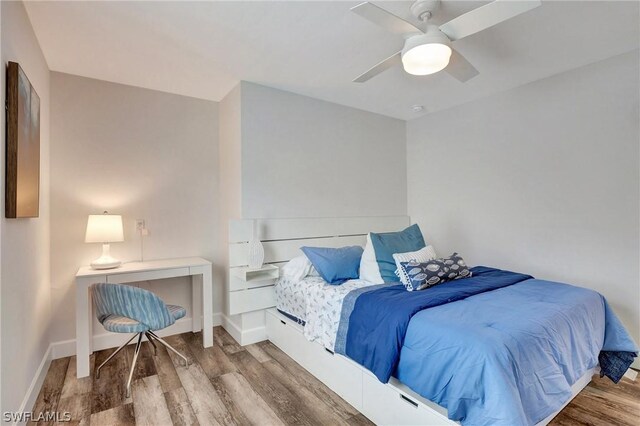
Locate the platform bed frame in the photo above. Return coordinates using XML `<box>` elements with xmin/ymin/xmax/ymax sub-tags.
<box><xmin>266</xmin><ymin>308</ymin><xmax>595</xmax><ymax>426</ymax></box>
<box><xmin>228</xmin><ymin>217</ymin><xmax>595</xmax><ymax>425</ymax></box>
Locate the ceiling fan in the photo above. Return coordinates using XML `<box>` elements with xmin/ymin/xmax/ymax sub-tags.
<box><xmin>351</xmin><ymin>0</ymin><xmax>542</xmax><ymax>83</ymax></box>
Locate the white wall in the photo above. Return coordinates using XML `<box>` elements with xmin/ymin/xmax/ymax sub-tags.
<box><xmin>1</xmin><ymin>0</ymin><xmax>52</xmax><ymax>415</ymax></box>
<box><xmin>240</xmin><ymin>82</ymin><xmax>407</xmax><ymax>219</ymax></box>
<box><xmin>407</xmin><ymin>50</ymin><xmax>640</xmax><ymax>353</ymax></box>
<box><xmin>219</xmin><ymin>84</ymin><xmax>242</xmax><ymax>223</ymax></box>
<box><xmin>49</xmin><ymin>72</ymin><xmax>221</xmax><ymax>346</ymax></box>
<box><xmin>218</xmin><ymin>84</ymin><xmax>242</xmax><ymax>317</ymax></box>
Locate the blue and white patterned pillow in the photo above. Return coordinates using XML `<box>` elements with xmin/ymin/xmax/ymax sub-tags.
<box><xmin>399</xmin><ymin>253</ymin><xmax>472</xmax><ymax>291</ymax></box>
<box><xmin>392</xmin><ymin>245</ymin><xmax>437</xmax><ymax>287</ymax></box>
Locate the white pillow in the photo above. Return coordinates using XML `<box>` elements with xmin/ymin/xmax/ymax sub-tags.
<box><xmin>281</xmin><ymin>255</ymin><xmax>319</xmax><ymax>281</ymax></box>
<box><xmin>359</xmin><ymin>234</ymin><xmax>384</xmax><ymax>284</ymax></box>
<box><xmin>393</xmin><ymin>245</ymin><xmax>437</xmax><ymax>286</ymax></box>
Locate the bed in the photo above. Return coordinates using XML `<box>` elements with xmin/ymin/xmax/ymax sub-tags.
<box><xmin>228</xmin><ymin>217</ymin><xmax>637</xmax><ymax>426</ymax></box>
<box><xmin>274</xmin><ymin>266</ymin><xmax>637</xmax><ymax>425</ymax></box>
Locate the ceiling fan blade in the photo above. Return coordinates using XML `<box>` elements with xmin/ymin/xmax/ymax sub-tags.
<box><xmin>351</xmin><ymin>2</ymin><xmax>423</xmax><ymax>35</ymax></box>
<box><xmin>353</xmin><ymin>51</ymin><xmax>402</xmax><ymax>83</ymax></box>
<box><xmin>446</xmin><ymin>48</ymin><xmax>479</xmax><ymax>82</ymax></box>
<box><xmin>439</xmin><ymin>0</ymin><xmax>541</xmax><ymax>41</ymax></box>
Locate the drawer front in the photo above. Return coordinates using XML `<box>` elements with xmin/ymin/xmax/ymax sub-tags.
<box><xmin>362</xmin><ymin>373</ymin><xmax>452</xmax><ymax>425</ymax></box>
<box><xmin>266</xmin><ymin>310</ymin><xmax>318</xmax><ymax>365</ymax></box>
<box><xmin>266</xmin><ymin>311</ymin><xmax>309</xmax><ymax>361</ymax></box>
<box><xmin>106</xmin><ymin>267</ymin><xmax>190</xmax><ymax>284</ymax></box>
<box><xmin>308</xmin><ymin>342</ymin><xmax>362</xmax><ymax>408</ymax></box>
<box><xmin>229</xmin><ymin>286</ymin><xmax>275</xmax><ymax>315</ymax></box>
<box><xmin>266</xmin><ymin>311</ymin><xmax>362</xmax><ymax>410</ymax></box>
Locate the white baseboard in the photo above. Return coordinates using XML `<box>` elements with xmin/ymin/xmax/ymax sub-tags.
<box><xmin>221</xmin><ymin>313</ymin><xmax>243</xmax><ymax>343</ymax></box>
<box><xmin>240</xmin><ymin>324</ymin><xmax>267</xmax><ymax>345</ymax></box>
<box><xmin>221</xmin><ymin>313</ymin><xmax>267</xmax><ymax>346</ymax></box>
<box><xmin>16</xmin><ymin>344</ymin><xmax>52</xmax><ymax>424</ymax></box>
<box><xmin>50</xmin><ymin>313</ymin><xmax>222</xmax><ymax>359</ymax></box>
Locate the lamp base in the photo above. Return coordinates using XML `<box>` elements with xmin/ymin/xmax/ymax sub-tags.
<box><xmin>90</xmin><ymin>243</ymin><xmax>121</xmax><ymax>269</ymax></box>
<box><xmin>90</xmin><ymin>256</ymin><xmax>122</xmax><ymax>270</ymax></box>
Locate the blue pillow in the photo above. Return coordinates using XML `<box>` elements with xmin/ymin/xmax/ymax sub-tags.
<box><xmin>370</xmin><ymin>224</ymin><xmax>426</xmax><ymax>282</ymax></box>
<box><xmin>300</xmin><ymin>246</ymin><xmax>364</xmax><ymax>285</ymax></box>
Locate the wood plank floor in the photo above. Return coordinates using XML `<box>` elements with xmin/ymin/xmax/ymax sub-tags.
<box><xmin>31</xmin><ymin>327</ymin><xmax>638</xmax><ymax>425</ymax></box>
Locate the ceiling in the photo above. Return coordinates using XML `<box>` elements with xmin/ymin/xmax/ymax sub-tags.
<box><xmin>25</xmin><ymin>1</ymin><xmax>639</xmax><ymax>120</ymax></box>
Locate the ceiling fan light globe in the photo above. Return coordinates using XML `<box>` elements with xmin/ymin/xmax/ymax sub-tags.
<box><xmin>401</xmin><ymin>42</ymin><xmax>452</xmax><ymax>76</ymax></box>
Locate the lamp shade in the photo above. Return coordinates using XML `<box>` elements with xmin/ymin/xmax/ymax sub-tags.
<box><xmin>85</xmin><ymin>214</ymin><xmax>124</xmax><ymax>243</ymax></box>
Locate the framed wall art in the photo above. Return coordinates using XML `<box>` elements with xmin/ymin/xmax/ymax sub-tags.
<box><xmin>6</xmin><ymin>61</ymin><xmax>40</xmax><ymax>218</ymax></box>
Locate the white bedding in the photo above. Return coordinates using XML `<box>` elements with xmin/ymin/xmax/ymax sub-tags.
<box><xmin>274</xmin><ymin>275</ymin><xmax>318</xmax><ymax>323</ymax></box>
<box><xmin>275</xmin><ymin>275</ymin><xmax>374</xmax><ymax>350</ymax></box>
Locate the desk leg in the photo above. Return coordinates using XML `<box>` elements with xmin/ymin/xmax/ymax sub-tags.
<box><xmin>191</xmin><ymin>274</ymin><xmax>202</xmax><ymax>332</ymax></box>
<box><xmin>76</xmin><ymin>279</ymin><xmax>92</xmax><ymax>378</ymax></box>
<box><xmin>202</xmin><ymin>267</ymin><xmax>213</xmax><ymax>347</ymax></box>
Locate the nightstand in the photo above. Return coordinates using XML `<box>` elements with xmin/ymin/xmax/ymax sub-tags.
<box><xmin>228</xmin><ymin>264</ymin><xmax>280</xmax><ymax>315</ymax></box>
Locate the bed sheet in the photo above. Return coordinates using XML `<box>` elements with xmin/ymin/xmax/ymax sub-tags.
<box><xmin>274</xmin><ymin>275</ymin><xmax>321</xmax><ymax>324</ymax></box>
<box><xmin>275</xmin><ymin>275</ymin><xmax>375</xmax><ymax>350</ymax></box>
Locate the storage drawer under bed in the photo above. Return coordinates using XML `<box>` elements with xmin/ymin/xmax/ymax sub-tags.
<box><xmin>265</xmin><ymin>309</ymin><xmax>455</xmax><ymax>425</ymax></box>
<box><xmin>266</xmin><ymin>309</ymin><xmax>363</xmax><ymax>408</ymax></box>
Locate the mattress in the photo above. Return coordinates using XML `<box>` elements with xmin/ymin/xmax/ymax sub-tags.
<box><xmin>274</xmin><ymin>275</ymin><xmax>374</xmax><ymax>350</ymax></box>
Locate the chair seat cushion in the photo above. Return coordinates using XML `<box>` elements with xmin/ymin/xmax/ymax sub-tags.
<box><xmin>100</xmin><ymin>304</ymin><xmax>186</xmax><ymax>333</ymax></box>
<box><xmin>102</xmin><ymin>315</ymin><xmax>150</xmax><ymax>333</ymax></box>
<box><xmin>168</xmin><ymin>304</ymin><xmax>186</xmax><ymax>321</ymax></box>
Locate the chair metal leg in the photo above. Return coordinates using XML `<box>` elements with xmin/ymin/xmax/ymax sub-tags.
<box><xmin>147</xmin><ymin>331</ymin><xmax>188</xmax><ymax>367</ymax></box>
<box><xmin>145</xmin><ymin>332</ymin><xmax>157</xmax><ymax>356</ymax></box>
<box><xmin>125</xmin><ymin>333</ymin><xmax>144</xmax><ymax>398</ymax></box>
<box><xmin>96</xmin><ymin>333</ymin><xmax>137</xmax><ymax>379</ymax></box>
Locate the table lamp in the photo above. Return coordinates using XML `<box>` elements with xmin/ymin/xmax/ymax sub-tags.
<box><xmin>85</xmin><ymin>211</ymin><xmax>124</xmax><ymax>269</ymax></box>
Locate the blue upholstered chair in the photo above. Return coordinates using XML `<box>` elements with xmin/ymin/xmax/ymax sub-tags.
<box><xmin>92</xmin><ymin>283</ymin><xmax>189</xmax><ymax>397</ymax></box>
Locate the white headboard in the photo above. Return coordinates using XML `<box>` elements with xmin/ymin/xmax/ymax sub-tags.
<box><xmin>227</xmin><ymin>216</ymin><xmax>410</xmax><ymax>315</ymax></box>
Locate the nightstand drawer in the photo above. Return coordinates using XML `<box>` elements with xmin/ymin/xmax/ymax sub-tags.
<box><xmin>228</xmin><ymin>285</ymin><xmax>275</xmax><ymax>315</ymax></box>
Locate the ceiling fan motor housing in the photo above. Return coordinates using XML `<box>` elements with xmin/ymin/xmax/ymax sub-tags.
<box><xmin>402</xmin><ymin>25</ymin><xmax>451</xmax><ymax>58</ymax></box>
<box><xmin>411</xmin><ymin>0</ymin><xmax>441</xmax><ymax>22</ymax></box>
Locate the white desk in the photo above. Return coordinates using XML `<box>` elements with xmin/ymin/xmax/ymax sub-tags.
<box><xmin>75</xmin><ymin>257</ymin><xmax>213</xmax><ymax>378</ymax></box>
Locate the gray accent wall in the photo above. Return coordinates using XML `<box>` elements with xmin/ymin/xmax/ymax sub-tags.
<box><xmin>239</xmin><ymin>82</ymin><xmax>408</xmax><ymax>219</ymax></box>
<box><xmin>407</xmin><ymin>50</ymin><xmax>640</xmax><ymax>358</ymax></box>
<box><xmin>218</xmin><ymin>81</ymin><xmax>408</xmax><ymax>337</ymax></box>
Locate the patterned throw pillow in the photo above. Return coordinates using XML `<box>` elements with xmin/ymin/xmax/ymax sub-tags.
<box><xmin>392</xmin><ymin>245</ymin><xmax>437</xmax><ymax>287</ymax></box>
<box><xmin>399</xmin><ymin>253</ymin><xmax>472</xmax><ymax>291</ymax></box>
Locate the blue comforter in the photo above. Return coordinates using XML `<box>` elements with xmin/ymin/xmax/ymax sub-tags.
<box><xmin>335</xmin><ymin>266</ymin><xmax>638</xmax><ymax>426</ymax></box>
